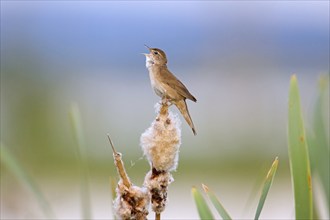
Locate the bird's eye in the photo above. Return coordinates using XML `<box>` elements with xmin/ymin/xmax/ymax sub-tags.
<box><xmin>153</xmin><ymin>51</ymin><xmax>158</xmax><ymax>55</ymax></box>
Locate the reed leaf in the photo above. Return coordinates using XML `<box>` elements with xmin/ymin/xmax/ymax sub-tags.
<box><xmin>202</xmin><ymin>184</ymin><xmax>231</xmax><ymax>220</ymax></box>
<box><xmin>0</xmin><ymin>143</ymin><xmax>56</xmax><ymax>219</ymax></box>
<box><xmin>192</xmin><ymin>186</ymin><xmax>214</xmax><ymax>219</ymax></box>
<box><xmin>254</xmin><ymin>157</ymin><xmax>279</xmax><ymax>220</ymax></box>
<box><xmin>69</xmin><ymin>103</ymin><xmax>92</xmax><ymax>219</ymax></box>
<box><xmin>288</xmin><ymin>75</ymin><xmax>313</xmax><ymax>219</ymax></box>
<box><xmin>309</xmin><ymin>75</ymin><xmax>329</xmax><ymax>205</ymax></box>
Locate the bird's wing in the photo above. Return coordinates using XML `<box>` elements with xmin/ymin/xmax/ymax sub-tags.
<box><xmin>162</xmin><ymin>68</ymin><xmax>197</xmax><ymax>102</ymax></box>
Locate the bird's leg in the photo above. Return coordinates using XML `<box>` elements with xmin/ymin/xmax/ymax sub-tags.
<box><xmin>161</xmin><ymin>97</ymin><xmax>168</xmax><ymax>105</ymax></box>
<box><xmin>161</xmin><ymin>96</ymin><xmax>173</xmax><ymax>106</ymax></box>
<box><xmin>156</xmin><ymin>96</ymin><xmax>171</xmax><ymax>122</ymax></box>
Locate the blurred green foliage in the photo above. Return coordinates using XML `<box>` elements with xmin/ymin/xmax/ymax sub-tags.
<box><xmin>308</xmin><ymin>74</ymin><xmax>330</xmax><ymax>215</ymax></box>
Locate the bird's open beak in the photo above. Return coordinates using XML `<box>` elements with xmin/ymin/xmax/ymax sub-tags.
<box><xmin>142</xmin><ymin>45</ymin><xmax>151</xmax><ymax>57</ymax></box>
<box><xmin>144</xmin><ymin>44</ymin><xmax>151</xmax><ymax>50</ymax></box>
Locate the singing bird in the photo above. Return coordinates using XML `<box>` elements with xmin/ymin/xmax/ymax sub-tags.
<box><xmin>143</xmin><ymin>46</ymin><xmax>197</xmax><ymax>135</ymax></box>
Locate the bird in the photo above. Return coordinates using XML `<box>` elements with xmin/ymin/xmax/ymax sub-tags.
<box><xmin>143</xmin><ymin>45</ymin><xmax>197</xmax><ymax>135</ymax></box>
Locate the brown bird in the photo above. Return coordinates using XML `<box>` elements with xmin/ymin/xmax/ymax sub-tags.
<box><xmin>143</xmin><ymin>46</ymin><xmax>197</xmax><ymax>135</ymax></box>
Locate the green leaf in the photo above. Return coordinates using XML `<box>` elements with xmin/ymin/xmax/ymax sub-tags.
<box><xmin>202</xmin><ymin>184</ymin><xmax>231</xmax><ymax>220</ymax></box>
<box><xmin>309</xmin><ymin>75</ymin><xmax>329</xmax><ymax>206</ymax></box>
<box><xmin>254</xmin><ymin>157</ymin><xmax>279</xmax><ymax>220</ymax></box>
<box><xmin>288</xmin><ymin>75</ymin><xmax>313</xmax><ymax>219</ymax></box>
<box><xmin>69</xmin><ymin>103</ymin><xmax>92</xmax><ymax>219</ymax></box>
<box><xmin>192</xmin><ymin>186</ymin><xmax>214</xmax><ymax>219</ymax></box>
<box><xmin>0</xmin><ymin>143</ymin><xmax>56</xmax><ymax>219</ymax></box>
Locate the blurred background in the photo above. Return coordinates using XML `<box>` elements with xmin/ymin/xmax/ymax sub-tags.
<box><xmin>1</xmin><ymin>1</ymin><xmax>329</xmax><ymax>219</ymax></box>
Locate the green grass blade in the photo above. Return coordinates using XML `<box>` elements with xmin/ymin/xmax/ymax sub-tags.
<box><xmin>192</xmin><ymin>186</ymin><xmax>214</xmax><ymax>219</ymax></box>
<box><xmin>254</xmin><ymin>157</ymin><xmax>279</xmax><ymax>220</ymax></box>
<box><xmin>288</xmin><ymin>75</ymin><xmax>313</xmax><ymax>219</ymax></box>
<box><xmin>243</xmin><ymin>161</ymin><xmax>270</xmax><ymax>214</ymax></box>
<box><xmin>309</xmin><ymin>75</ymin><xmax>329</xmax><ymax>205</ymax></box>
<box><xmin>0</xmin><ymin>143</ymin><xmax>56</xmax><ymax>219</ymax></box>
<box><xmin>69</xmin><ymin>103</ymin><xmax>92</xmax><ymax>219</ymax></box>
<box><xmin>202</xmin><ymin>184</ymin><xmax>231</xmax><ymax>220</ymax></box>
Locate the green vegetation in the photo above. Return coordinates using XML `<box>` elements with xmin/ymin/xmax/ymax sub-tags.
<box><xmin>192</xmin><ymin>74</ymin><xmax>329</xmax><ymax>219</ymax></box>
<box><xmin>0</xmin><ymin>144</ymin><xmax>56</xmax><ymax>219</ymax></box>
<box><xmin>308</xmin><ymin>75</ymin><xmax>329</xmax><ymax>217</ymax></box>
<box><xmin>69</xmin><ymin>103</ymin><xmax>92</xmax><ymax>219</ymax></box>
<box><xmin>192</xmin><ymin>186</ymin><xmax>214</xmax><ymax>219</ymax></box>
<box><xmin>193</xmin><ymin>157</ymin><xmax>279</xmax><ymax>220</ymax></box>
<box><xmin>288</xmin><ymin>75</ymin><xmax>313</xmax><ymax>219</ymax></box>
<box><xmin>202</xmin><ymin>184</ymin><xmax>232</xmax><ymax>220</ymax></box>
<box><xmin>254</xmin><ymin>157</ymin><xmax>279</xmax><ymax>220</ymax></box>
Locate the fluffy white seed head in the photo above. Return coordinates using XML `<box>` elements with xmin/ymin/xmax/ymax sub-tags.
<box><xmin>113</xmin><ymin>180</ymin><xmax>150</xmax><ymax>220</ymax></box>
<box><xmin>143</xmin><ymin>170</ymin><xmax>174</xmax><ymax>213</ymax></box>
<box><xmin>140</xmin><ymin>103</ymin><xmax>181</xmax><ymax>172</ymax></box>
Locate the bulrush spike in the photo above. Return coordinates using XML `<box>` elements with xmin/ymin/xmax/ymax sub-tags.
<box><xmin>107</xmin><ymin>134</ymin><xmax>131</xmax><ymax>188</ymax></box>
<box><xmin>108</xmin><ymin>134</ymin><xmax>150</xmax><ymax>219</ymax></box>
<box><xmin>107</xmin><ymin>133</ymin><xmax>117</xmax><ymax>155</ymax></box>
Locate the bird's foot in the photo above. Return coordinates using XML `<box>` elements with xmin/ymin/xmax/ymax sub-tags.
<box><xmin>161</xmin><ymin>97</ymin><xmax>172</xmax><ymax>106</ymax></box>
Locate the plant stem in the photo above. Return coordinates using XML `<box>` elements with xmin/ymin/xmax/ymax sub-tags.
<box><xmin>107</xmin><ymin>134</ymin><xmax>131</xmax><ymax>188</ymax></box>
<box><xmin>156</xmin><ymin>212</ymin><xmax>161</xmax><ymax>220</ymax></box>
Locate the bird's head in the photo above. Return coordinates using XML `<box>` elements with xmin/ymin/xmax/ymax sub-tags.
<box><xmin>143</xmin><ymin>45</ymin><xmax>167</xmax><ymax>66</ymax></box>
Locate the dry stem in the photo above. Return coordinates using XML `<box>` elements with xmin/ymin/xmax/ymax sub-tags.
<box><xmin>155</xmin><ymin>212</ymin><xmax>161</xmax><ymax>220</ymax></box>
<box><xmin>107</xmin><ymin>134</ymin><xmax>131</xmax><ymax>188</ymax></box>
<box><xmin>108</xmin><ymin>134</ymin><xmax>150</xmax><ymax>219</ymax></box>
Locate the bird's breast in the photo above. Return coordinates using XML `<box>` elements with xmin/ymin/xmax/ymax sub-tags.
<box><xmin>148</xmin><ymin>69</ymin><xmax>165</xmax><ymax>97</ymax></box>
<box><xmin>145</xmin><ymin>56</ymin><xmax>154</xmax><ymax>68</ymax></box>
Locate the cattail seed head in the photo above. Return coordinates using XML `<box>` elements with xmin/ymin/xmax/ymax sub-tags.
<box><xmin>113</xmin><ymin>180</ymin><xmax>150</xmax><ymax>220</ymax></box>
<box><xmin>143</xmin><ymin>170</ymin><xmax>174</xmax><ymax>214</ymax></box>
<box><xmin>140</xmin><ymin>103</ymin><xmax>181</xmax><ymax>172</ymax></box>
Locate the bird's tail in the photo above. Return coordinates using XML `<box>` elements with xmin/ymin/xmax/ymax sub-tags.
<box><xmin>175</xmin><ymin>99</ymin><xmax>196</xmax><ymax>135</ymax></box>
